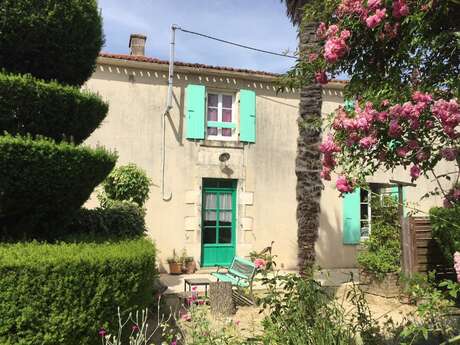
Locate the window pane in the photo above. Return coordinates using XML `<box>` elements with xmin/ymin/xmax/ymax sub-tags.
<box><xmin>205</xmin><ymin>210</ymin><xmax>216</xmax><ymax>221</ymax></box>
<box><xmin>205</xmin><ymin>193</ymin><xmax>217</xmax><ymax>209</ymax></box>
<box><xmin>222</xmin><ymin>95</ymin><xmax>232</xmax><ymax>108</ymax></box>
<box><xmin>360</xmin><ymin>204</ymin><xmax>368</xmax><ymax>219</ymax></box>
<box><xmin>219</xmin><ymin>193</ymin><xmax>232</xmax><ymax>209</ymax></box>
<box><xmin>204</xmin><ymin>220</ymin><xmax>216</xmax><ymax>227</ymax></box>
<box><xmin>222</xmin><ymin>128</ymin><xmax>231</xmax><ymax>136</ymax></box>
<box><xmin>207</xmin><ymin>108</ymin><xmax>218</xmax><ymax>121</ymax></box>
<box><xmin>219</xmin><ymin>210</ymin><xmax>232</xmax><ymax>223</ymax></box>
<box><xmin>218</xmin><ymin>227</ymin><xmax>232</xmax><ymax>244</ymax></box>
<box><xmin>203</xmin><ymin>227</ymin><xmax>216</xmax><ymax>244</ymax></box>
<box><xmin>207</xmin><ymin>127</ymin><xmax>218</xmax><ymax>136</ymax></box>
<box><xmin>222</xmin><ymin>109</ymin><xmax>232</xmax><ymax>122</ymax></box>
<box><xmin>208</xmin><ymin>94</ymin><xmax>218</xmax><ymax>107</ymax></box>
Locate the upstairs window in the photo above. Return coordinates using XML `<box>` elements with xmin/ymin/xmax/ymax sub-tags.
<box><xmin>206</xmin><ymin>93</ymin><xmax>236</xmax><ymax>140</ymax></box>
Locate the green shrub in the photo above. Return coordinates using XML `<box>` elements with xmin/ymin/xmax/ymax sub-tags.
<box><xmin>0</xmin><ymin>72</ymin><xmax>108</xmax><ymax>143</ymax></box>
<box><xmin>0</xmin><ymin>0</ymin><xmax>103</xmax><ymax>86</ymax></box>
<box><xmin>357</xmin><ymin>195</ymin><xmax>401</xmax><ymax>278</ymax></box>
<box><xmin>430</xmin><ymin>206</ymin><xmax>460</xmax><ymax>265</ymax></box>
<box><xmin>65</xmin><ymin>202</ymin><xmax>146</xmax><ymax>239</ymax></box>
<box><xmin>99</xmin><ymin>164</ymin><xmax>152</xmax><ymax>208</ymax></box>
<box><xmin>0</xmin><ymin>134</ymin><xmax>117</xmax><ymax>239</ymax></box>
<box><xmin>0</xmin><ymin>238</ymin><xmax>157</xmax><ymax>345</ymax></box>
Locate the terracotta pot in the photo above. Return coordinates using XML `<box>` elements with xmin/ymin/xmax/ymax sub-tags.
<box><xmin>168</xmin><ymin>262</ymin><xmax>182</xmax><ymax>275</ymax></box>
<box><xmin>184</xmin><ymin>260</ymin><xmax>196</xmax><ymax>274</ymax></box>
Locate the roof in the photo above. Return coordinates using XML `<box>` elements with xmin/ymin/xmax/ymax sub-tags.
<box><xmin>98</xmin><ymin>52</ymin><xmax>349</xmax><ymax>85</ymax></box>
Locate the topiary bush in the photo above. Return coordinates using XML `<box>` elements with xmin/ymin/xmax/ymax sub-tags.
<box><xmin>0</xmin><ymin>0</ymin><xmax>104</xmax><ymax>86</ymax></box>
<box><xmin>430</xmin><ymin>206</ymin><xmax>460</xmax><ymax>266</ymax></box>
<box><xmin>0</xmin><ymin>72</ymin><xmax>108</xmax><ymax>143</ymax></box>
<box><xmin>99</xmin><ymin>164</ymin><xmax>152</xmax><ymax>208</ymax></box>
<box><xmin>0</xmin><ymin>238</ymin><xmax>157</xmax><ymax>345</ymax></box>
<box><xmin>65</xmin><ymin>202</ymin><xmax>146</xmax><ymax>240</ymax></box>
<box><xmin>0</xmin><ymin>134</ymin><xmax>116</xmax><ymax>239</ymax></box>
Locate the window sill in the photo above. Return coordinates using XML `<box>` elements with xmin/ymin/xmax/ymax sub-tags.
<box><xmin>200</xmin><ymin>140</ymin><xmax>245</xmax><ymax>149</ymax></box>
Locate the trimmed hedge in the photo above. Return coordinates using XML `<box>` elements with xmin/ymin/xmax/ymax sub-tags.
<box><xmin>100</xmin><ymin>164</ymin><xmax>152</xmax><ymax>207</ymax></box>
<box><xmin>0</xmin><ymin>134</ymin><xmax>117</xmax><ymax>239</ymax></box>
<box><xmin>0</xmin><ymin>0</ymin><xmax>103</xmax><ymax>86</ymax></box>
<box><xmin>65</xmin><ymin>203</ymin><xmax>147</xmax><ymax>239</ymax></box>
<box><xmin>430</xmin><ymin>206</ymin><xmax>460</xmax><ymax>265</ymax></box>
<box><xmin>0</xmin><ymin>238</ymin><xmax>157</xmax><ymax>345</ymax></box>
<box><xmin>0</xmin><ymin>72</ymin><xmax>108</xmax><ymax>144</ymax></box>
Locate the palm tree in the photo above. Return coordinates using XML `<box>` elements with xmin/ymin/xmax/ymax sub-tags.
<box><xmin>281</xmin><ymin>0</ymin><xmax>323</xmax><ymax>275</ymax></box>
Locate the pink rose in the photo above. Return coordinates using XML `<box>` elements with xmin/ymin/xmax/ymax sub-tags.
<box><xmin>326</xmin><ymin>24</ymin><xmax>340</xmax><ymax>38</ymax></box>
<box><xmin>454</xmin><ymin>252</ymin><xmax>460</xmax><ymax>283</ymax></box>
<box><xmin>388</xmin><ymin>119</ymin><xmax>402</xmax><ymax>137</ymax></box>
<box><xmin>367</xmin><ymin>0</ymin><xmax>381</xmax><ymax>10</ymax></box>
<box><xmin>336</xmin><ymin>175</ymin><xmax>354</xmax><ymax>193</ymax></box>
<box><xmin>396</xmin><ymin>147</ymin><xmax>409</xmax><ymax>158</ymax></box>
<box><xmin>441</xmin><ymin>148</ymin><xmax>457</xmax><ymax>161</ymax></box>
<box><xmin>410</xmin><ymin>165</ymin><xmax>421</xmax><ymax>180</ymax></box>
<box><xmin>316</xmin><ymin>22</ymin><xmax>327</xmax><ymax>39</ymax></box>
<box><xmin>308</xmin><ymin>53</ymin><xmax>319</xmax><ymax>62</ymax></box>
<box><xmin>321</xmin><ymin>167</ymin><xmax>332</xmax><ymax>181</ymax></box>
<box><xmin>359</xmin><ymin>135</ymin><xmax>377</xmax><ymax>149</ymax></box>
<box><xmin>315</xmin><ymin>71</ymin><xmax>328</xmax><ymax>84</ymax></box>
<box><xmin>320</xmin><ymin>136</ymin><xmax>340</xmax><ymax>154</ymax></box>
<box><xmin>393</xmin><ymin>0</ymin><xmax>409</xmax><ymax>19</ymax></box>
<box><xmin>254</xmin><ymin>258</ymin><xmax>266</xmax><ymax>269</ymax></box>
<box><xmin>366</xmin><ymin>8</ymin><xmax>386</xmax><ymax>29</ymax></box>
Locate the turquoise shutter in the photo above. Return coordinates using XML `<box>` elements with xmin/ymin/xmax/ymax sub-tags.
<box><xmin>343</xmin><ymin>188</ymin><xmax>361</xmax><ymax>244</ymax></box>
<box><xmin>239</xmin><ymin>89</ymin><xmax>256</xmax><ymax>143</ymax></box>
<box><xmin>391</xmin><ymin>186</ymin><xmax>406</xmax><ymax>215</ymax></box>
<box><xmin>186</xmin><ymin>84</ymin><xmax>206</xmax><ymax>139</ymax></box>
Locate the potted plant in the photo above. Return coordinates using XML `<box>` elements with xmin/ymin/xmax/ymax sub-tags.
<box><xmin>167</xmin><ymin>249</ymin><xmax>182</xmax><ymax>275</ymax></box>
<box><xmin>180</xmin><ymin>249</ymin><xmax>196</xmax><ymax>274</ymax></box>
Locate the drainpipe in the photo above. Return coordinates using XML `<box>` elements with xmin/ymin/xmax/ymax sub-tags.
<box><xmin>161</xmin><ymin>24</ymin><xmax>179</xmax><ymax>201</ymax></box>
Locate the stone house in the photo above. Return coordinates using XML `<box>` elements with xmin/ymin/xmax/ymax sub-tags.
<box><xmin>84</xmin><ymin>35</ymin><xmax>450</xmax><ymax>272</ymax></box>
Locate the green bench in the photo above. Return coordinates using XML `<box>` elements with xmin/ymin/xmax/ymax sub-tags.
<box><xmin>211</xmin><ymin>256</ymin><xmax>257</xmax><ymax>301</ymax></box>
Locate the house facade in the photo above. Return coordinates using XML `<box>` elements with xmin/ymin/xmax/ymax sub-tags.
<box><xmin>84</xmin><ymin>35</ymin><xmax>451</xmax><ymax>272</ymax></box>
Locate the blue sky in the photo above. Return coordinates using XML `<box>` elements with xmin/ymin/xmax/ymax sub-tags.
<box><xmin>98</xmin><ymin>0</ymin><xmax>298</xmax><ymax>73</ymax></box>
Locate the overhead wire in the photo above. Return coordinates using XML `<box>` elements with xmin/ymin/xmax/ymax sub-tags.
<box><xmin>175</xmin><ymin>26</ymin><xmax>297</xmax><ymax>59</ymax></box>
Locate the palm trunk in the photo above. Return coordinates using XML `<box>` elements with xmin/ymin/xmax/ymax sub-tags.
<box><xmin>296</xmin><ymin>21</ymin><xmax>323</xmax><ymax>275</ymax></box>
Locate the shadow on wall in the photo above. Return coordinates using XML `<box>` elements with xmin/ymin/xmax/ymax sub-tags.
<box><xmin>166</xmin><ymin>87</ymin><xmax>185</xmax><ymax>146</ymax></box>
<box><xmin>315</xmin><ymin>205</ymin><xmax>358</xmax><ymax>269</ymax></box>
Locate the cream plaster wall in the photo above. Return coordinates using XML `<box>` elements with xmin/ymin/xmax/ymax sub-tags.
<box><xmin>84</xmin><ymin>58</ymin><xmax>451</xmax><ymax>271</ymax></box>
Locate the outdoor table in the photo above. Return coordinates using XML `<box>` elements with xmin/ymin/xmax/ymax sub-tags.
<box><xmin>184</xmin><ymin>278</ymin><xmax>212</xmax><ymax>298</ymax></box>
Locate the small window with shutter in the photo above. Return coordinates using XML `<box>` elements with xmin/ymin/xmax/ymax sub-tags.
<box><xmin>185</xmin><ymin>85</ymin><xmax>256</xmax><ymax>143</ymax></box>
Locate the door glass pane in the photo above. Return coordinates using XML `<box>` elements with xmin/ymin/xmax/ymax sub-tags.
<box><xmin>205</xmin><ymin>193</ymin><xmax>217</xmax><ymax>209</ymax></box>
<box><xmin>219</xmin><ymin>227</ymin><xmax>232</xmax><ymax>244</ymax></box>
<box><xmin>203</xmin><ymin>227</ymin><xmax>216</xmax><ymax>244</ymax></box>
<box><xmin>219</xmin><ymin>193</ymin><xmax>232</xmax><ymax>210</ymax></box>
<box><xmin>219</xmin><ymin>210</ymin><xmax>232</xmax><ymax>225</ymax></box>
<box><xmin>204</xmin><ymin>210</ymin><xmax>216</xmax><ymax>221</ymax></box>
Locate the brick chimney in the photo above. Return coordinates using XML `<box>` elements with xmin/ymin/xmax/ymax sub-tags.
<box><xmin>129</xmin><ymin>34</ymin><xmax>147</xmax><ymax>56</ymax></box>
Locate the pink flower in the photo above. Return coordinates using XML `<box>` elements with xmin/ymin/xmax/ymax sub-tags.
<box><xmin>192</xmin><ymin>286</ymin><xmax>197</xmax><ymax>291</ymax></box>
<box><xmin>416</xmin><ymin>150</ymin><xmax>430</xmax><ymax>162</ymax></box>
<box><xmin>320</xmin><ymin>136</ymin><xmax>340</xmax><ymax>154</ymax></box>
<box><xmin>396</xmin><ymin>147</ymin><xmax>409</xmax><ymax>158</ymax></box>
<box><xmin>181</xmin><ymin>313</ymin><xmax>191</xmax><ymax>322</ymax></box>
<box><xmin>393</xmin><ymin>0</ymin><xmax>409</xmax><ymax>19</ymax></box>
<box><xmin>441</xmin><ymin>148</ymin><xmax>457</xmax><ymax>161</ymax></box>
<box><xmin>410</xmin><ymin>165</ymin><xmax>421</xmax><ymax>180</ymax></box>
<box><xmin>324</xmin><ymin>30</ymin><xmax>350</xmax><ymax>63</ymax></box>
<box><xmin>381</xmin><ymin>99</ymin><xmax>390</xmax><ymax>107</ymax></box>
<box><xmin>412</xmin><ymin>91</ymin><xmax>433</xmax><ymax>104</ymax></box>
<box><xmin>340</xmin><ymin>29</ymin><xmax>351</xmax><ymax>40</ymax></box>
<box><xmin>132</xmin><ymin>325</ymin><xmax>139</xmax><ymax>332</ymax></box>
<box><xmin>432</xmin><ymin>99</ymin><xmax>460</xmax><ymax>139</ymax></box>
<box><xmin>454</xmin><ymin>252</ymin><xmax>460</xmax><ymax>283</ymax></box>
<box><xmin>337</xmin><ymin>0</ymin><xmax>366</xmax><ymax>17</ymax></box>
<box><xmin>388</xmin><ymin>119</ymin><xmax>402</xmax><ymax>137</ymax></box>
<box><xmin>316</xmin><ymin>22</ymin><xmax>327</xmax><ymax>39</ymax></box>
<box><xmin>366</xmin><ymin>8</ymin><xmax>386</xmax><ymax>29</ymax></box>
<box><xmin>326</xmin><ymin>24</ymin><xmax>340</xmax><ymax>38</ymax></box>
<box><xmin>359</xmin><ymin>136</ymin><xmax>377</xmax><ymax>149</ymax></box>
<box><xmin>315</xmin><ymin>71</ymin><xmax>328</xmax><ymax>84</ymax></box>
<box><xmin>98</xmin><ymin>329</ymin><xmax>107</xmax><ymax>337</ymax></box>
<box><xmin>321</xmin><ymin>166</ymin><xmax>332</xmax><ymax>181</ymax></box>
<box><xmin>254</xmin><ymin>258</ymin><xmax>266</xmax><ymax>269</ymax></box>
<box><xmin>336</xmin><ymin>175</ymin><xmax>354</xmax><ymax>193</ymax></box>
<box><xmin>322</xmin><ymin>153</ymin><xmax>336</xmax><ymax>169</ymax></box>
<box><xmin>235</xmin><ymin>320</ymin><xmax>241</xmax><ymax>326</ymax></box>
<box><xmin>171</xmin><ymin>341</ymin><xmax>177</xmax><ymax>345</ymax></box>
<box><xmin>308</xmin><ymin>53</ymin><xmax>319</xmax><ymax>62</ymax></box>
<box><xmin>367</xmin><ymin>0</ymin><xmax>381</xmax><ymax>10</ymax></box>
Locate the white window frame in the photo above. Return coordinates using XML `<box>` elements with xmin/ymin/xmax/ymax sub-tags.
<box><xmin>360</xmin><ymin>188</ymin><xmax>371</xmax><ymax>240</ymax></box>
<box><xmin>206</xmin><ymin>92</ymin><xmax>238</xmax><ymax>141</ymax></box>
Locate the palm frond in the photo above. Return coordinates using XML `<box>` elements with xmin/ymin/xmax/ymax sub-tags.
<box><xmin>280</xmin><ymin>0</ymin><xmax>311</xmax><ymax>25</ymax></box>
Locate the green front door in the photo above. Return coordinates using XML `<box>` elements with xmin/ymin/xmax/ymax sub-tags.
<box><xmin>201</xmin><ymin>179</ymin><xmax>236</xmax><ymax>267</ymax></box>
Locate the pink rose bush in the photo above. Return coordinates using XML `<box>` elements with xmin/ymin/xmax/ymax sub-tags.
<box><xmin>320</xmin><ymin>92</ymin><xmax>459</xmax><ymax>195</ymax></box>
<box><xmin>254</xmin><ymin>258</ymin><xmax>267</xmax><ymax>269</ymax></box>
